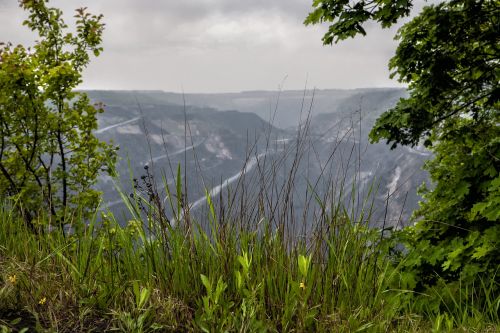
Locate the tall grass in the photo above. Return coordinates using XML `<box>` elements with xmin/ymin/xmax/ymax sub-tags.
<box><xmin>1</xmin><ymin>193</ymin><xmax>497</xmax><ymax>332</ymax></box>
<box><xmin>0</xmin><ymin>198</ymin><xmax>396</xmax><ymax>331</ymax></box>
<box><xmin>1</xmin><ymin>100</ymin><xmax>498</xmax><ymax>332</ymax></box>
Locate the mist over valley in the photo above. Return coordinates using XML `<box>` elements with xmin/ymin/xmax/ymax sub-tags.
<box><xmin>89</xmin><ymin>88</ymin><xmax>430</xmax><ymax>229</ymax></box>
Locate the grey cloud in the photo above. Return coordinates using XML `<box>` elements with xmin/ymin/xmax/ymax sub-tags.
<box><xmin>1</xmin><ymin>0</ymin><xmax>410</xmax><ymax>92</ymax></box>
<box><xmin>95</xmin><ymin>0</ymin><xmax>309</xmax><ymax>21</ymax></box>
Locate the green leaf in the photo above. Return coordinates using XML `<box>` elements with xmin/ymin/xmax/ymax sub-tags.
<box><xmin>472</xmin><ymin>244</ymin><xmax>492</xmax><ymax>260</ymax></box>
<box><xmin>298</xmin><ymin>254</ymin><xmax>311</xmax><ymax>277</ymax></box>
<box><xmin>200</xmin><ymin>274</ymin><xmax>211</xmax><ymax>294</ymax></box>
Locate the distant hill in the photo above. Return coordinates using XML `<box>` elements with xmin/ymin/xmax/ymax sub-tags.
<box><xmin>87</xmin><ymin>89</ymin><xmax>429</xmax><ymax>228</ymax></box>
<box><xmin>86</xmin><ymin>88</ymin><xmax>407</xmax><ymax>129</ymax></box>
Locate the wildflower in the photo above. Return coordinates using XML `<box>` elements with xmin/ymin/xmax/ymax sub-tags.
<box><xmin>299</xmin><ymin>281</ymin><xmax>306</xmax><ymax>290</ymax></box>
<box><xmin>8</xmin><ymin>275</ymin><xmax>16</xmax><ymax>284</ymax></box>
<box><xmin>39</xmin><ymin>297</ymin><xmax>46</xmax><ymax>305</ymax></box>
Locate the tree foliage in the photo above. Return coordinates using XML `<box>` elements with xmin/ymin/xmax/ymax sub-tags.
<box><xmin>305</xmin><ymin>0</ymin><xmax>413</xmax><ymax>43</ymax></box>
<box><xmin>306</xmin><ymin>0</ymin><xmax>499</xmax><ymax>292</ymax></box>
<box><xmin>0</xmin><ymin>0</ymin><xmax>116</xmax><ymax>229</ymax></box>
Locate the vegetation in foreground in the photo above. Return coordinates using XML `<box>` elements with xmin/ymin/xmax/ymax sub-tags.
<box><xmin>307</xmin><ymin>0</ymin><xmax>499</xmax><ymax>294</ymax></box>
<box><xmin>0</xmin><ymin>185</ymin><xmax>498</xmax><ymax>332</ymax></box>
<box><xmin>0</xmin><ymin>0</ymin><xmax>498</xmax><ymax>331</ymax></box>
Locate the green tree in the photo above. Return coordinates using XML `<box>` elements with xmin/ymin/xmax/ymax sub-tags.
<box><xmin>305</xmin><ymin>0</ymin><xmax>499</xmax><ymax>290</ymax></box>
<box><xmin>0</xmin><ymin>0</ymin><xmax>116</xmax><ymax>230</ymax></box>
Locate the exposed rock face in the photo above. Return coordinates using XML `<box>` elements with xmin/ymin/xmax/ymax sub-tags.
<box><xmin>88</xmin><ymin>89</ymin><xmax>429</xmax><ymax>228</ymax></box>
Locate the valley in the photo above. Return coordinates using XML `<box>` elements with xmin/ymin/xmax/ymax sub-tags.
<box><xmin>88</xmin><ymin>88</ymin><xmax>430</xmax><ymax>228</ymax></box>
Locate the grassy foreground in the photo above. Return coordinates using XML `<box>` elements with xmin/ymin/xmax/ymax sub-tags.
<box><xmin>0</xmin><ymin>148</ymin><xmax>498</xmax><ymax>332</ymax></box>
<box><xmin>0</xmin><ymin>194</ymin><xmax>498</xmax><ymax>333</ymax></box>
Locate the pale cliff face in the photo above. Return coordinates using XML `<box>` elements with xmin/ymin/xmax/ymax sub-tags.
<box><xmin>89</xmin><ymin>88</ymin><xmax>428</xmax><ymax>228</ymax></box>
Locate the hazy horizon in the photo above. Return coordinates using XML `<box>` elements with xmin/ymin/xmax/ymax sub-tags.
<box><xmin>80</xmin><ymin>86</ymin><xmax>406</xmax><ymax>95</ymax></box>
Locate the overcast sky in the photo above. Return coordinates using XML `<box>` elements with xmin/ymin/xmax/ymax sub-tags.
<box><xmin>0</xmin><ymin>0</ymin><xmax>418</xmax><ymax>93</ymax></box>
